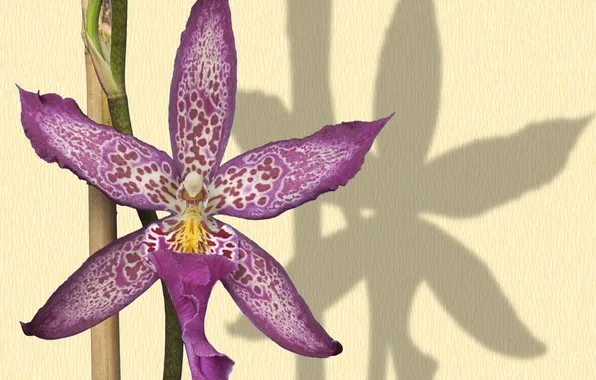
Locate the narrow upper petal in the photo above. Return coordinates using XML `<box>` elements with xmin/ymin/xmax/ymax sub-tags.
<box><xmin>205</xmin><ymin>116</ymin><xmax>393</xmax><ymax>219</ymax></box>
<box><xmin>220</xmin><ymin>228</ymin><xmax>342</xmax><ymax>358</ymax></box>
<box><xmin>169</xmin><ymin>0</ymin><xmax>237</xmax><ymax>182</ymax></box>
<box><xmin>146</xmin><ymin>251</ymin><xmax>237</xmax><ymax>380</ymax></box>
<box><xmin>19</xmin><ymin>88</ymin><xmax>182</xmax><ymax>213</ymax></box>
<box><xmin>21</xmin><ymin>227</ymin><xmax>158</xmax><ymax>340</ymax></box>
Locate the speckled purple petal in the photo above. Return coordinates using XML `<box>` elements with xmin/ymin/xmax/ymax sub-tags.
<box><xmin>169</xmin><ymin>0</ymin><xmax>237</xmax><ymax>182</ymax></box>
<box><xmin>19</xmin><ymin>88</ymin><xmax>182</xmax><ymax>212</ymax></box>
<box><xmin>21</xmin><ymin>227</ymin><xmax>158</xmax><ymax>340</ymax></box>
<box><xmin>221</xmin><ymin>228</ymin><xmax>342</xmax><ymax>358</ymax></box>
<box><xmin>146</xmin><ymin>251</ymin><xmax>237</xmax><ymax>380</ymax></box>
<box><xmin>205</xmin><ymin>115</ymin><xmax>393</xmax><ymax>219</ymax></box>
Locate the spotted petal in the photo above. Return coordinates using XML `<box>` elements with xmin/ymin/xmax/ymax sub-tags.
<box><xmin>21</xmin><ymin>227</ymin><xmax>158</xmax><ymax>339</ymax></box>
<box><xmin>221</xmin><ymin>228</ymin><xmax>342</xmax><ymax>357</ymax></box>
<box><xmin>19</xmin><ymin>88</ymin><xmax>181</xmax><ymax>212</ymax></box>
<box><xmin>205</xmin><ymin>116</ymin><xmax>392</xmax><ymax>219</ymax></box>
<box><xmin>146</xmin><ymin>251</ymin><xmax>237</xmax><ymax>380</ymax></box>
<box><xmin>169</xmin><ymin>0</ymin><xmax>237</xmax><ymax>182</ymax></box>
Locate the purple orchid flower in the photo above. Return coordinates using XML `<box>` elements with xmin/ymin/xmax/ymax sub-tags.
<box><xmin>18</xmin><ymin>0</ymin><xmax>392</xmax><ymax>378</ymax></box>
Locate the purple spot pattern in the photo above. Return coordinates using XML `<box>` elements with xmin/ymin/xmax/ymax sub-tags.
<box><xmin>221</xmin><ymin>230</ymin><xmax>340</xmax><ymax>357</ymax></box>
<box><xmin>206</xmin><ymin>118</ymin><xmax>391</xmax><ymax>219</ymax></box>
<box><xmin>169</xmin><ymin>0</ymin><xmax>237</xmax><ymax>182</ymax></box>
<box><xmin>19</xmin><ymin>90</ymin><xmax>182</xmax><ymax>212</ymax></box>
<box><xmin>143</xmin><ymin>216</ymin><xmax>238</xmax><ymax>261</ymax></box>
<box><xmin>21</xmin><ymin>228</ymin><xmax>158</xmax><ymax>339</ymax></box>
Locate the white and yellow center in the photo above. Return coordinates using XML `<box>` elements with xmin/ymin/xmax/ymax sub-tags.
<box><xmin>171</xmin><ymin>173</ymin><xmax>209</xmax><ymax>253</ymax></box>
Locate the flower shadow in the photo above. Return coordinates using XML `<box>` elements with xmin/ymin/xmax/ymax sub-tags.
<box><xmin>226</xmin><ymin>0</ymin><xmax>590</xmax><ymax>379</ymax></box>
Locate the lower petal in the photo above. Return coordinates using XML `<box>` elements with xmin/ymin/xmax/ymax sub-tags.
<box><xmin>146</xmin><ymin>250</ymin><xmax>237</xmax><ymax>380</ymax></box>
<box><xmin>221</xmin><ymin>228</ymin><xmax>342</xmax><ymax>358</ymax></box>
<box><xmin>21</xmin><ymin>227</ymin><xmax>158</xmax><ymax>339</ymax></box>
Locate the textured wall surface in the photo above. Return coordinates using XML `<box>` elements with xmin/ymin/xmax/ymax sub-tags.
<box><xmin>2</xmin><ymin>0</ymin><xmax>596</xmax><ymax>379</ymax></box>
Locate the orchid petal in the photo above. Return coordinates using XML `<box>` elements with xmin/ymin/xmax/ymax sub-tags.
<box><xmin>19</xmin><ymin>88</ymin><xmax>182</xmax><ymax>213</ymax></box>
<box><xmin>21</xmin><ymin>227</ymin><xmax>158</xmax><ymax>340</ymax></box>
<box><xmin>142</xmin><ymin>215</ymin><xmax>238</xmax><ymax>260</ymax></box>
<box><xmin>146</xmin><ymin>251</ymin><xmax>237</xmax><ymax>380</ymax></box>
<box><xmin>221</xmin><ymin>228</ymin><xmax>342</xmax><ymax>358</ymax></box>
<box><xmin>169</xmin><ymin>0</ymin><xmax>237</xmax><ymax>182</ymax></box>
<box><xmin>205</xmin><ymin>116</ymin><xmax>392</xmax><ymax>219</ymax></box>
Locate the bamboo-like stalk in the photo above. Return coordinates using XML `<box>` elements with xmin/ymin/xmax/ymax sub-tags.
<box><xmin>82</xmin><ymin>1</ymin><xmax>121</xmax><ymax>379</ymax></box>
<box><xmin>82</xmin><ymin>1</ymin><xmax>184</xmax><ymax>378</ymax></box>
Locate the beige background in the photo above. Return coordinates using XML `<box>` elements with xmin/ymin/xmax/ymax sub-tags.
<box><xmin>2</xmin><ymin>0</ymin><xmax>596</xmax><ymax>379</ymax></box>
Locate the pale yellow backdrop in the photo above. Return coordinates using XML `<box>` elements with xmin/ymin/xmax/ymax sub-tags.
<box><xmin>1</xmin><ymin>0</ymin><xmax>595</xmax><ymax>379</ymax></box>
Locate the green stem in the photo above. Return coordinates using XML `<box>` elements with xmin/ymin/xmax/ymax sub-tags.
<box><xmin>110</xmin><ymin>0</ymin><xmax>127</xmax><ymax>90</ymax></box>
<box><xmin>161</xmin><ymin>283</ymin><xmax>184</xmax><ymax>380</ymax></box>
<box><xmin>93</xmin><ymin>1</ymin><xmax>184</xmax><ymax>379</ymax></box>
<box><xmin>106</xmin><ymin>95</ymin><xmax>132</xmax><ymax>135</ymax></box>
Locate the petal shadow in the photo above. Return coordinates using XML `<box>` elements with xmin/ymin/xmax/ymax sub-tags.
<box><xmin>422</xmin><ymin>117</ymin><xmax>592</xmax><ymax>217</ymax></box>
<box><xmin>419</xmin><ymin>220</ymin><xmax>547</xmax><ymax>356</ymax></box>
